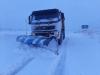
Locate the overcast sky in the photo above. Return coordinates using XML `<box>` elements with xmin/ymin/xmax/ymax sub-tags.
<box><xmin>0</xmin><ymin>0</ymin><xmax>100</xmax><ymax>31</ymax></box>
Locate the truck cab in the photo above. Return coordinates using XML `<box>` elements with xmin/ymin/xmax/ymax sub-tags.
<box><xmin>28</xmin><ymin>9</ymin><xmax>65</xmax><ymax>45</ymax></box>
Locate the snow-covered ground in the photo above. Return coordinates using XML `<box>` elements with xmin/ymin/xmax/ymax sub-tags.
<box><xmin>1</xmin><ymin>30</ymin><xmax>100</xmax><ymax>75</ymax></box>
<box><xmin>63</xmin><ymin>31</ymin><xmax>100</xmax><ymax>75</ymax></box>
<box><xmin>0</xmin><ymin>30</ymin><xmax>67</xmax><ymax>75</ymax></box>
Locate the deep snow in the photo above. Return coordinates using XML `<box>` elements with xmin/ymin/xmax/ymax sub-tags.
<box><xmin>0</xmin><ymin>30</ymin><xmax>67</xmax><ymax>75</ymax></box>
<box><xmin>1</xmin><ymin>30</ymin><xmax>100</xmax><ymax>75</ymax></box>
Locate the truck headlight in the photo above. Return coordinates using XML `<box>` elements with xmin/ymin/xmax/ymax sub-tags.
<box><xmin>54</xmin><ymin>31</ymin><xmax>60</xmax><ymax>39</ymax></box>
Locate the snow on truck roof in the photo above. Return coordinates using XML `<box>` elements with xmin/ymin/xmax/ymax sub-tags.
<box><xmin>31</xmin><ymin>9</ymin><xmax>60</xmax><ymax>20</ymax></box>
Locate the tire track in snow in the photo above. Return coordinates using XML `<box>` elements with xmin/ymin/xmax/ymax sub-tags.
<box><xmin>54</xmin><ymin>38</ymin><xmax>68</xmax><ymax>75</ymax></box>
<box><xmin>0</xmin><ymin>32</ymin><xmax>35</xmax><ymax>75</ymax></box>
<box><xmin>6</xmin><ymin>57</ymin><xmax>34</xmax><ymax>75</ymax></box>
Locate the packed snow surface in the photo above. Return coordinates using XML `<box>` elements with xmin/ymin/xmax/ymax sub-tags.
<box><xmin>0</xmin><ymin>30</ymin><xmax>100</xmax><ymax>75</ymax></box>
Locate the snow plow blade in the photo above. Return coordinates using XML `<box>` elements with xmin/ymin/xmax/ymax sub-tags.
<box><xmin>16</xmin><ymin>35</ymin><xmax>59</xmax><ymax>55</ymax></box>
<box><xmin>16</xmin><ymin>35</ymin><xmax>53</xmax><ymax>46</ymax></box>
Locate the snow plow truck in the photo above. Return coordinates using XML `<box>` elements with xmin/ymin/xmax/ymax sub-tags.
<box><xmin>16</xmin><ymin>9</ymin><xmax>65</xmax><ymax>55</ymax></box>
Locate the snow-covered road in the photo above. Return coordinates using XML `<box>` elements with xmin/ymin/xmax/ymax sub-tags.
<box><xmin>0</xmin><ymin>32</ymin><xmax>35</xmax><ymax>75</ymax></box>
<box><xmin>0</xmin><ymin>31</ymin><xmax>67</xmax><ymax>75</ymax></box>
<box><xmin>0</xmin><ymin>31</ymin><xmax>100</xmax><ymax>75</ymax></box>
<box><xmin>63</xmin><ymin>32</ymin><xmax>100</xmax><ymax>75</ymax></box>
